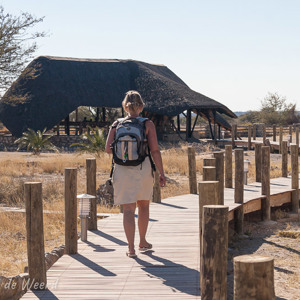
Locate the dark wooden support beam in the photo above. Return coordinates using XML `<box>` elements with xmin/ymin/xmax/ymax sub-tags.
<box><xmin>213</xmin><ymin>111</ymin><xmax>217</xmax><ymax>141</ymax></box>
<box><xmin>186</xmin><ymin>109</ymin><xmax>192</xmax><ymax>140</ymax></box>
<box><xmin>65</xmin><ymin>115</ymin><xmax>70</xmax><ymax>135</ymax></box>
<box><xmin>121</xmin><ymin>107</ymin><xmax>124</xmax><ymax>117</ymax></box>
<box><xmin>191</xmin><ymin>113</ymin><xmax>199</xmax><ymax>134</ymax></box>
<box><xmin>208</xmin><ymin>117</ymin><xmax>214</xmax><ymax>139</ymax></box>
<box><xmin>102</xmin><ymin>107</ymin><xmax>106</xmax><ymax>122</ymax></box>
<box><xmin>218</xmin><ymin>125</ymin><xmax>221</xmax><ymax>140</ymax></box>
<box><xmin>96</xmin><ymin>107</ymin><xmax>100</xmax><ymax>122</ymax></box>
<box><xmin>177</xmin><ymin>115</ymin><xmax>181</xmax><ymax>132</ymax></box>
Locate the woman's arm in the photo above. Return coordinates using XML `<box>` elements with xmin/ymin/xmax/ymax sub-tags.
<box><xmin>146</xmin><ymin>120</ymin><xmax>166</xmax><ymax>187</ymax></box>
<box><xmin>105</xmin><ymin>127</ymin><xmax>116</xmax><ymax>154</ymax></box>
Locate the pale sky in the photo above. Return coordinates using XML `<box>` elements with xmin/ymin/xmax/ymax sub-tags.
<box><xmin>2</xmin><ymin>0</ymin><xmax>300</xmax><ymax>111</ymax></box>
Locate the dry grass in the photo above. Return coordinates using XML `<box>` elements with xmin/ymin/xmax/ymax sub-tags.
<box><xmin>0</xmin><ymin>146</ymin><xmax>293</xmax><ymax>276</ymax></box>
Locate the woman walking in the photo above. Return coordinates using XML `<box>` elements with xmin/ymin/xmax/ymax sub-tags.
<box><xmin>105</xmin><ymin>90</ymin><xmax>166</xmax><ymax>258</ymax></box>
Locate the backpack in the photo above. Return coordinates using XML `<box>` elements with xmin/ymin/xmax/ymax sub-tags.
<box><xmin>111</xmin><ymin>117</ymin><xmax>149</xmax><ymax>166</ymax></box>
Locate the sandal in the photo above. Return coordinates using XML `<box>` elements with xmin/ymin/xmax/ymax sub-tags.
<box><xmin>139</xmin><ymin>243</ymin><xmax>153</xmax><ymax>251</ymax></box>
<box><xmin>126</xmin><ymin>251</ymin><xmax>137</xmax><ymax>258</ymax></box>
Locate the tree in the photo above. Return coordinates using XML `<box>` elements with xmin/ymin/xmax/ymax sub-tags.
<box><xmin>260</xmin><ymin>92</ymin><xmax>299</xmax><ymax>125</ymax></box>
<box><xmin>14</xmin><ymin>128</ymin><xmax>57</xmax><ymax>155</ymax></box>
<box><xmin>0</xmin><ymin>6</ymin><xmax>45</xmax><ymax>92</ymax></box>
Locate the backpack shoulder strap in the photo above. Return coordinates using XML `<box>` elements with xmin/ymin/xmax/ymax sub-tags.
<box><xmin>136</xmin><ymin>117</ymin><xmax>148</xmax><ymax>123</ymax></box>
<box><xmin>111</xmin><ymin>118</ymin><xmax>126</xmax><ymax>129</ymax></box>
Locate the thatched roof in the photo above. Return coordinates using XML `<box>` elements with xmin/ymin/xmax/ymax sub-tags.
<box><xmin>0</xmin><ymin>56</ymin><xmax>236</xmax><ymax>136</ymax></box>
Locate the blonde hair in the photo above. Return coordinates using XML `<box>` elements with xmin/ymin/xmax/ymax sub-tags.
<box><xmin>122</xmin><ymin>90</ymin><xmax>145</xmax><ymax>114</ymax></box>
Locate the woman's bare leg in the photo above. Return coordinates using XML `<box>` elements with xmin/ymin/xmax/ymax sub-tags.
<box><xmin>122</xmin><ymin>203</ymin><xmax>136</xmax><ymax>254</ymax></box>
<box><xmin>137</xmin><ymin>200</ymin><xmax>150</xmax><ymax>247</ymax></box>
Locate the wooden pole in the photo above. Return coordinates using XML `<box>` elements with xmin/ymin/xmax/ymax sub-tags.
<box><xmin>203</xmin><ymin>158</ymin><xmax>216</xmax><ymax>166</ymax></box>
<box><xmin>86</xmin><ymin>158</ymin><xmax>97</xmax><ymax>230</ymax></box>
<box><xmin>25</xmin><ymin>182</ymin><xmax>47</xmax><ymax>290</ymax></box>
<box><xmin>272</xmin><ymin>124</ymin><xmax>276</xmax><ymax>142</ymax></box>
<box><xmin>203</xmin><ymin>166</ymin><xmax>216</xmax><ymax>181</ymax></box>
<box><xmin>234</xmin><ymin>255</ymin><xmax>275</xmax><ymax>300</ymax></box>
<box><xmin>188</xmin><ymin>146</ymin><xmax>197</xmax><ymax>194</ymax></box>
<box><xmin>152</xmin><ymin>169</ymin><xmax>161</xmax><ymax>203</ymax></box>
<box><xmin>213</xmin><ymin>152</ymin><xmax>224</xmax><ymax>204</ymax></box>
<box><xmin>279</xmin><ymin>126</ymin><xmax>283</xmax><ymax>153</ymax></box>
<box><xmin>262</xmin><ymin>124</ymin><xmax>266</xmax><ymax>145</ymax></box>
<box><xmin>289</xmin><ymin>125</ymin><xmax>293</xmax><ymax>143</ymax></box>
<box><xmin>296</xmin><ymin>127</ymin><xmax>299</xmax><ymax>148</ymax></box>
<box><xmin>261</xmin><ymin>146</ymin><xmax>271</xmax><ymax>221</ymax></box>
<box><xmin>201</xmin><ymin>205</ymin><xmax>228</xmax><ymax>300</ymax></box>
<box><xmin>291</xmin><ymin>144</ymin><xmax>299</xmax><ymax>213</ymax></box>
<box><xmin>281</xmin><ymin>141</ymin><xmax>288</xmax><ymax>177</ymax></box>
<box><xmin>234</xmin><ymin>149</ymin><xmax>244</xmax><ymax>234</ymax></box>
<box><xmin>186</xmin><ymin>109</ymin><xmax>192</xmax><ymax>140</ymax></box>
<box><xmin>253</xmin><ymin>124</ymin><xmax>256</xmax><ymax>140</ymax></box>
<box><xmin>65</xmin><ymin>168</ymin><xmax>78</xmax><ymax>254</ymax></box>
<box><xmin>247</xmin><ymin>125</ymin><xmax>252</xmax><ymax>150</ymax></box>
<box><xmin>231</xmin><ymin>125</ymin><xmax>235</xmax><ymax>148</ymax></box>
<box><xmin>225</xmin><ymin>145</ymin><xmax>233</xmax><ymax>188</ymax></box>
<box><xmin>255</xmin><ymin>143</ymin><xmax>262</xmax><ymax>182</ymax></box>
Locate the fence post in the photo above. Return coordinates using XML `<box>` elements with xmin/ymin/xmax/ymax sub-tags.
<box><xmin>281</xmin><ymin>141</ymin><xmax>288</xmax><ymax>177</ymax></box>
<box><xmin>225</xmin><ymin>145</ymin><xmax>233</xmax><ymax>188</ymax></box>
<box><xmin>86</xmin><ymin>158</ymin><xmax>97</xmax><ymax>230</ymax></box>
<box><xmin>262</xmin><ymin>124</ymin><xmax>266</xmax><ymax>145</ymax></box>
<box><xmin>25</xmin><ymin>182</ymin><xmax>47</xmax><ymax>290</ymax></box>
<box><xmin>65</xmin><ymin>168</ymin><xmax>78</xmax><ymax>254</ymax></box>
<box><xmin>296</xmin><ymin>127</ymin><xmax>299</xmax><ymax>148</ymax></box>
<box><xmin>202</xmin><ymin>166</ymin><xmax>216</xmax><ymax>181</ymax></box>
<box><xmin>152</xmin><ymin>169</ymin><xmax>161</xmax><ymax>203</ymax></box>
<box><xmin>273</xmin><ymin>124</ymin><xmax>276</xmax><ymax>142</ymax></box>
<box><xmin>289</xmin><ymin>125</ymin><xmax>293</xmax><ymax>143</ymax></box>
<box><xmin>234</xmin><ymin>149</ymin><xmax>244</xmax><ymax>234</ymax></box>
<box><xmin>291</xmin><ymin>144</ymin><xmax>299</xmax><ymax>213</ymax></box>
<box><xmin>188</xmin><ymin>146</ymin><xmax>197</xmax><ymax>194</ymax></box>
<box><xmin>247</xmin><ymin>125</ymin><xmax>252</xmax><ymax>150</ymax></box>
<box><xmin>231</xmin><ymin>125</ymin><xmax>235</xmax><ymax>148</ymax></box>
<box><xmin>203</xmin><ymin>158</ymin><xmax>216</xmax><ymax>166</ymax></box>
<box><xmin>201</xmin><ymin>205</ymin><xmax>228</xmax><ymax>300</ymax></box>
<box><xmin>213</xmin><ymin>152</ymin><xmax>224</xmax><ymax>204</ymax></box>
<box><xmin>255</xmin><ymin>143</ymin><xmax>262</xmax><ymax>182</ymax></box>
<box><xmin>253</xmin><ymin>124</ymin><xmax>256</xmax><ymax>140</ymax></box>
<box><xmin>279</xmin><ymin>126</ymin><xmax>283</xmax><ymax>153</ymax></box>
<box><xmin>234</xmin><ymin>255</ymin><xmax>275</xmax><ymax>300</ymax></box>
<box><xmin>261</xmin><ymin>146</ymin><xmax>271</xmax><ymax>221</ymax></box>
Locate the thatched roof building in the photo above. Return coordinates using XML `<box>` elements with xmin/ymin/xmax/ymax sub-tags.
<box><xmin>0</xmin><ymin>56</ymin><xmax>236</xmax><ymax>137</ymax></box>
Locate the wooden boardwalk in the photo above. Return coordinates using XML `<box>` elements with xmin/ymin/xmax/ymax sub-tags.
<box><xmin>22</xmin><ymin>176</ymin><xmax>299</xmax><ymax>300</ymax></box>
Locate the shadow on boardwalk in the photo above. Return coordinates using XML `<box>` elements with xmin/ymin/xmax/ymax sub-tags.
<box><xmin>136</xmin><ymin>250</ymin><xmax>200</xmax><ymax>296</ymax></box>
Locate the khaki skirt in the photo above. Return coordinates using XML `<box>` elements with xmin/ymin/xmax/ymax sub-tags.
<box><xmin>112</xmin><ymin>157</ymin><xmax>154</xmax><ymax>205</ymax></box>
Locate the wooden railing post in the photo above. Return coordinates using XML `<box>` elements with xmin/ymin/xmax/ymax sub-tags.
<box><xmin>213</xmin><ymin>152</ymin><xmax>224</xmax><ymax>204</ymax></box>
<box><xmin>201</xmin><ymin>205</ymin><xmax>228</xmax><ymax>300</ymax></box>
<box><xmin>225</xmin><ymin>145</ymin><xmax>233</xmax><ymax>188</ymax></box>
<box><xmin>65</xmin><ymin>168</ymin><xmax>78</xmax><ymax>254</ymax></box>
<box><xmin>273</xmin><ymin>124</ymin><xmax>276</xmax><ymax>142</ymax></box>
<box><xmin>281</xmin><ymin>141</ymin><xmax>288</xmax><ymax>177</ymax></box>
<box><xmin>253</xmin><ymin>124</ymin><xmax>256</xmax><ymax>140</ymax></box>
<box><xmin>231</xmin><ymin>125</ymin><xmax>236</xmax><ymax>148</ymax></box>
<box><xmin>289</xmin><ymin>125</ymin><xmax>293</xmax><ymax>143</ymax></box>
<box><xmin>188</xmin><ymin>146</ymin><xmax>197</xmax><ymax>194</ymax></box>
<box><xmin>152</xmin><ymin>169</ymin><xmax>161</xmax><ymax>203</ymax></box>
<box><xmin>262</xmin><ymin>124</ymin><xmax>266</xmax><ymax>145</ymax></box>
<box><xmin>247</xmin><ymin>125</ymin><xmax>252</xmax><ymax>150</ymax></box>
<box><xmin>234</xmin><ymin>149</ymin><xmax>244</xmax><ymax>234</ymax></box>
<box><xmin>296</xmin><ymin>127</ymin><xmax>299</xmax><ymax>148</ymax></box>
<box><xmin>86</xmin><ymin>158</ymin><xmax>97</xmax><ymax>230</ymax></box>
<box><xmin>255</xmin><ymin>143</ymin><xmax>262</xmax><ymax>182</ymax></box>
<box><xmin>202</xmin><ymin>166</ymin><xmax>216</xmax><ymax>181</ymax></box>
<box><xmin>279</xmin><ymin>126</ymin><xmax>283</xmax><ymax>153</ymax></box>
<box><xmin>203</xmin><ymin>158</ymin><xmax>216</xmax><ymax>166</ymax></box>
<box><xmin>25</xmin><ymin>182</ymin><xmax>47</xmax><ymax>290</ymax></box>
<box><xmin>291</xmin><ymin>144</ymin><xmax>299</xmax><ymax>213</ymax></box>
<box><xmin>234</xmin><ymin>255</ymin><xmax>275</xmax><ymax>300</ymax></box>
<box><xmin>261</xmin><ymin>146</ymin><xmax>271</xmax><ymax>221</ymax></box>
